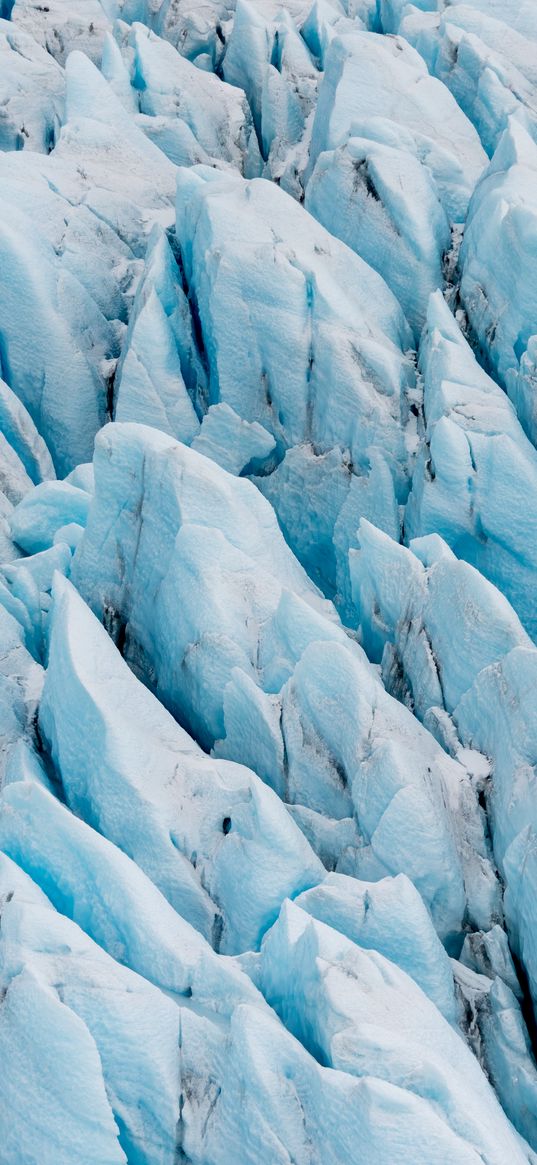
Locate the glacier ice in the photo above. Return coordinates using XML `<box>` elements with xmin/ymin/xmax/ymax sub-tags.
<box><xmin>461</xmin><ymin>924</ymin><xmax>522</xmax><ymax>999</ymax></box>
<box><xmin>174</xmin><ymin>162</ymin><xmax>414</xmax><ymax>611</ymax></box>
<box><xmin>0</xmin><ymin>860</ymin><xmax>183</xmax><ymax>1165</ymax></box>
<box><xmin>308</xmin><ymin>29</ymin><xmax>487</xmax><ymax>219</ymax></box>
<box><xmin>108</xmin><ymin>20</ymin><xmax>261</xmax><ymax>173</ymax></box>
<box><xmin>1</xmin><ymin>540</ymin><xmax>71</xmax><ymax>659</ymax></box>
<box><xmin>293</xmin><ymin>871</ymin><xmax>457</xmax><ymax>1020</ymax></box>
<box><xmin>0</xmin><ymin>965</ymin><xmax>128</xmax><ymax>1165</ymax></box>
<box><xmin>113</xmin><ymin>228</ymin><xmax>200</xmax><ymax>443</ymax></box>
<box><xmin>0</xmin><ymin>18</ymin><xmax>64</xmax><ymax>152</ymax></box>
<box><xmin>0</xmin><ymin>50</ymin><xmax>176</xmax><ymax>472</ymax></box>
<box><xmin>113</xmin><ymin>223</ymin><xmax>207</xmax><ymax>428</ymax></box>
<box><xmin>459</xmin><ymin>118</ymin><xmax>537</xmax><ymax>446</ymax></box>
<box><xmin>301</xmin><ymin>1</ymin><xmax>363</xmax><ymax>69</ymax></box>
<box><xmin>222</xmin><ymin>0</ymin><xmax>317</xmax><ymax>185</ymax></box>
<box><xmin>380</xmin><ymin>0</ymin><xmax>537</xmax><ymax>41</ymax></box>
<box><xmin>451</xmin><ymin>958</ymin><xmax>537</xmax><ymax>1149</ymax></box>
<box><xmin>350</xmin><ymin>517</ymin><xmax>537</xmax><ymax>1050</ymax></box>
<box><xmin>0</xmin><ymin>777</ymin><xmax>268</xmax><ymax>1010</ymax></box>
<box><xmin>305</xmin><ymin>132</ymin><xmax>451</xmax><ymax>339</ymax></box>
<box><xmin>397</xmin><ymin>6</ymin><xmax>537</xmax><ymax>156</ymax></box>
<box><xmin>40</xmin><ymin>572</ymin><xmax>325</xmax><ymax>951</ymax></box>
<box><xmin>10</xmin><ymin>480</ymin><xmax>89</xmax><ymax>554</ymax></box>
<box><xmin>0</xmin><ymin>377</ymin><xmax>55</xmax><ymax>486</ymax></box>
<box><xmin>192</xmin><ymin>402</ymin><xmax>276</xmax><ymax>475</ymax></box>
<box><xmin>3</xmin><ymin>4</ymin><xmax>537</xmax><ymax>1161</ymax></box>
<box><xmin>406</xmin><ymin>292</ymin><xmax>537</xmax><ymax>639</ymax></box>
<box><xmin>0</xmin><ymin>601</ymin><xmax>43</xmax><ymax>783</ymax></box>
<box><xmin>1</xmin><ymin>841</ymin><xmax>490</xmax><ymax>1165</ymax></box>
<box><xmin>73</xmin><ymin>422</ymin><xmax>500</xmax><ymax>946</ymax></box>
<box><xmin>10</xmin><ymin>0</ymin><xmax>111</xmax><ymax>63</ymax></box>
<box><xmin>259</xmin><ymin>899</ymin><xmax>533</xmax><ymax>1164</ymax></box>
<box><xmin>0</xmin><ymin>430</ymin><xmax>33</xmax><ymax>506</ymax></box>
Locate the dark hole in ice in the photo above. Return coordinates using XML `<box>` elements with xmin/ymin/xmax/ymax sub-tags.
<box><xmin>353</xmin><ymin>159</ymin><xmax>380</xmax><ymax>203</ymax></box>
<box><xmin>222</xmin><ymin>816</ymin><xmax>232</xmax><ymax>835</ymax></box>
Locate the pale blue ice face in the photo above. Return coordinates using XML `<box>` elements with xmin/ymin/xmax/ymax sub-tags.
<box><xmin>2</xmin><ymin>2</ymin><xmax>537</xmax><ymax>1161</ymax></box>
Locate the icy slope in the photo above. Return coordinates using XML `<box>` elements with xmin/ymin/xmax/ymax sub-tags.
<box><xmin>2</xmin><ymin>0</ymin><xmax>537</xmax><ymax>1161</ymax></box>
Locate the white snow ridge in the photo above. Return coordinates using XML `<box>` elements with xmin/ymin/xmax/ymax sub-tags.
<box><xmin>2</xmin><ymin>1</ymin><xmax>537</xmax><ymax>1162</ymax></box>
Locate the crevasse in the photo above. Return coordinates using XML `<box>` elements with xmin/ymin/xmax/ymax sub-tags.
<box><xmin>2</xmin><ymin>2</ymin><xmax>537</xmax><ymax>1162</ymax></box>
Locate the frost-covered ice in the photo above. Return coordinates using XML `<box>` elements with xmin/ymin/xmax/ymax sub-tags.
<box><xmin>3</xmin><ymin>3</ymin><xmax>537</xmax><ymax>1161</ymax></box>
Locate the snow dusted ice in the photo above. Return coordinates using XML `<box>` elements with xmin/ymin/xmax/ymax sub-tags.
<box><xmin>2</xmin><ymin>1</ymin><xmax>537</xmax><ymax>1162</ymax></box>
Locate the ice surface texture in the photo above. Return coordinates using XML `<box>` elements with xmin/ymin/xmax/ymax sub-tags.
<box><xmin>3</xmin><ymin>1</ymin><xmax>537</xmax><ymax>1162</ymax></box>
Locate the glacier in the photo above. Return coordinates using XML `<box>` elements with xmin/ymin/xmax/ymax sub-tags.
<box><xmin>2</xmin><ymin>0</ymin><xmax>537</xmax><ymax>1162</ymax></box>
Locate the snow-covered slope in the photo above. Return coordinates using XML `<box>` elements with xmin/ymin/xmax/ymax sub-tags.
<box><xmin>2</xmin><ymin>1</ymin><xmax>537</xmax><ymax>1162</ymax></box>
